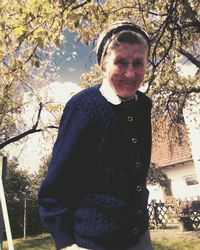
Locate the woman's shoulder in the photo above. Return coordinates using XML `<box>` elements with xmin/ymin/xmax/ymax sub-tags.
<box><xmin>136</xmin><ymin>90</ymin><xmax>152</xmax><ymax>107</ymax></box>
<box><xmin>65</xmin><ymin>84</ymin><xmax>108</xmax><ymax>116</ymax></box>
<box><xmin>67</xmin><ymin>84</ymin><xmax>101</xmax><ymax>104</ymax></box>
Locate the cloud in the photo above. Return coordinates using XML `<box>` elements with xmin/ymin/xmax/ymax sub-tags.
<box><xmin>68</xmin><ymin>67</ymin><xmax>75</xmax><ymax>72</ymax></box>
<box><xmin>178</xmin><ymin>62</ymin><xmax>198</xmax><ymax>77</ymax></box>
<box><xmin>66</xmin><ymin>56</ymin><xmax>71</xmax><ymax>61</ymax></box>
<box><xmin>6</xmin><ymin>81</ymin><xmax>82</xmax><ymax>173</ymax></box>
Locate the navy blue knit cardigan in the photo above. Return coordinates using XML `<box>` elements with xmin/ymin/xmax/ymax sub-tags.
<box><xmin>38</xmin><ymin>84</ymin><xmax>152</xmax><ymax>250</ymax></box>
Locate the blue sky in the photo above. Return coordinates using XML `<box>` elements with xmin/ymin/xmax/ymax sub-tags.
<box><xmin>54</xmin><ymin>30</ymin><xmax>96</xmax><ymax>84</ymax></box>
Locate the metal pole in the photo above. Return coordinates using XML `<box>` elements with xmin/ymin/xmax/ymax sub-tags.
<box><xmin>0</xmin><ymin>203</ymin><xmax>3</xmax><ymax>250</ymax></box>
<box><xmin>0</xmin><ymin>157</ymin><xmax>4</xmax><ymax>250</ymax></box>
<box><xmin>0</xmin><ymin>177</ymin><xmax>14</xmax><ymax>250</ymax></box>
<box><xmin>0</xmin><ymin>156</ymin><xmax>7</xmax><ymax>250</ymax></box>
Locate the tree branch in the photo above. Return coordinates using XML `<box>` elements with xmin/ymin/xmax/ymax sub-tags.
<box><xmin>0</xmin><ymin>102</ymin><xmax>58</xmax><ymax>150</ymax></box>
<box><xmin>71</xmin><ymin>0</ymin><xmax>92</xmax><ymax>10</ymax></box>
<box><xmin>184</xmin><ymin>86</ymin><xmax>200</xmax><ymax>94</ymax></box>
<box><xmin>0</xmin><ymin>128</ymin><xmax>42</xmax><ymax>150</ymax></box>
<box><xmin>178</xmin><ymin>48</ymin><xmax>200</xmax><ymax>68</ymax></box>
<box><xmin>47</xmin><ymin>125</ymin><xmax>59</xmax><ymax>129</ymax></box>
<box><xmin>33</xmin><ymin>102</ymin><xmax>43</xmax><ymax>129</ymax></box>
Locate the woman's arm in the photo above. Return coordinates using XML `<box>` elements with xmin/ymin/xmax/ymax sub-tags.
<box><xmin>38</xmin><ymin>105</ymin><xmax>92</xmax><ymax>250</ymax></box>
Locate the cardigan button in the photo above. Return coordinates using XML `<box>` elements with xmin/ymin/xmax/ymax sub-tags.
<box><xmin>131</xmin><ymin>138</ymin><xmax>137</xmax><ymax>144</ymax></box>
<box><xmin>136</xmin><ymin>185</ymin><xmax>142</xmax><ymax>192</ymax></box>
<box><xmin>127</xmin><ymin>116</ymin><xmax>134</xmax><ymax>122</ymax></box>
<box><xmin>136</xmin><ymin>161</ymin><xmax>141</xmax><ymax>168</ymax></box>
<box><xmin>137</xmin><ymin>209</ymin><xmax>143</xmax><ymax>216</ymax></box>
<box><xmin>132</xmin><ymin>228</ymin><xmax>139</xmax><ymax>234</ymax></box>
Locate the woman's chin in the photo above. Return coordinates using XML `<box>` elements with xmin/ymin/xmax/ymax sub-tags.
<box><xmin>116</xmin><ymin>86</ymin><xmax>138</xmax><ymax>98</ymax></box>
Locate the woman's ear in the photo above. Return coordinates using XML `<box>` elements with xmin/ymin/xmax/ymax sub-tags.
<box><xmin>100</xmin><ymin>61</ymin><xmax>106</xmax><ymax>73</ymax></box>
<box><xmin>100</xmin><ymin>50</ymin><xmax>109</xmax><ymax>73</ymax></box>
<box><xmin>101</xmin><ymin>65</ymin><xmax>105</xmax><ymax>72</ymax></box>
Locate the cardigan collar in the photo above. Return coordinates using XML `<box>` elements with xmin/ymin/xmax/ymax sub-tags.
<box><xmin>99</xmin><ymin>79</ymin><xmax>138</xmax><ymax>105</ymax></box>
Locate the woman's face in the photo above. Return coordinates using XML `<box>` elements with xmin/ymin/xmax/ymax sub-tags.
<box><xmin>102</xmin><ymin>43</ymin><xmax>148</xmax><ymax>98</ymax></box>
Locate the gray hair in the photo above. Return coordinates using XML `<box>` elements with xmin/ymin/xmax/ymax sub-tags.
<box><xmin>106</xmin><ymin>30</ymin><xmax>149</xmax><ymax>55</ymax></box>
<box><xmin>96</xmin><ymin>21</ymin><xmax>150</xmax><ymax>66</ymax></box>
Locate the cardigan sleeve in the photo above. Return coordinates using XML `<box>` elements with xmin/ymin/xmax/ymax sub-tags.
<box><xmin>38</xmin><ymin>104</ymin><xmax>94</xmax><ymax>249</ymax></box>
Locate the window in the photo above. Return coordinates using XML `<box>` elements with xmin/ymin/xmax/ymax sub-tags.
<box><xmin>184</xmin><ymin>175</ymin><xmax>199</xmax><ymax>186</ymax></box>
<box><xmin>164</xmin><ymin>182</ymin><xmax>172</xmax><ymax>196</ymax></box>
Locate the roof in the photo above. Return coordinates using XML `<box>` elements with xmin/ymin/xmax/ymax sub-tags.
<box><xmin>151</xmin><ymin>124</ymin><xmax>193</xmax><ymax>167</ymax></box>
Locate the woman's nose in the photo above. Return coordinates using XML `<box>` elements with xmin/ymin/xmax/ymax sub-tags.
<box><xmin>124</xmin><ymin>64</ymin><xmax>135</xmax><ymax>78</ymax></box>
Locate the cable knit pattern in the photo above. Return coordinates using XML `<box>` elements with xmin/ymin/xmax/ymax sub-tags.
<box><xmin>38</xmin><ymin>84</ymin><xmax>152</xmax><ymax>250</ymax></box>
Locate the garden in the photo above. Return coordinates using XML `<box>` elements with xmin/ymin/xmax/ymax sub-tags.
<box><xmin>2</xmin><ymin>231</ymin><xmax>200</xmax><ymax>250</ymax></box>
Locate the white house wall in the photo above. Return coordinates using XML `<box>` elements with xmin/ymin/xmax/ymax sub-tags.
<box><xmin>164</xmin><ymin>161</ymin><xmax>200</xmax><ymax>200</ymax></box>
<box><xmin>184</xmin><ymin>109</ymin><xmax>200</xmax><ymax>183</ymax></box>
<box><xmin>148</xmin><ymin>184</ymin><xmax>164</xmax><ymax>203</ymax></box>
<box><xmin>148</xmin><ymin>161</ymin><xmax>200</xmax><ymax>202</ymax></box>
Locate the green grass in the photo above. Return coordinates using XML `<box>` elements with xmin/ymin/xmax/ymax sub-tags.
<box><xmin>3</xmin><ymin>234</ymin><xmax>55</xmax><ymax>250</ymax></box>
<box><xmin>152</xmin><ymin>239</ymin><xmax>200</xmax><ymax>250</ymax></box>
<box><xmin>3</xmin><ymin>234</ymin><xmax>200</xmax><ymax>250</ymax></box>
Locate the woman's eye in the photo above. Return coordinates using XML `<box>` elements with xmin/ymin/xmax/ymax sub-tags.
<box><xmin>115</xmin><ymin>60</ymin><xmax>127</xmax><ymax>66</ymax></box>
<box><xmin>132</xmin><ymin>61</ymin><xmax>143</xmax><ymax>67</ymax></box>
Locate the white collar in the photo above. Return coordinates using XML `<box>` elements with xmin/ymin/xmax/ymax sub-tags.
<box><xmin>99</xmin><ymin>79</ymin><xmax>138</xmax><ymax>105</ymax></box>
<box><xmin>99</xmin><ymin>79</ymin><xmax>121</xmax><ymax>105</ymax></box>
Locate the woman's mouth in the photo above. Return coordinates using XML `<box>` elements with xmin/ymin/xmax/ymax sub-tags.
<box><xmin>118</xmin><ymin>79</ymin><xmax>135</xmax><ymax>85</ymax></box>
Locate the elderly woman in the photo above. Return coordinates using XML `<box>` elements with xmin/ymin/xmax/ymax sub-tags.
<box><xmin>38</xmin><ymin>21</ymin><xmax>152</xmax><ymax>250</ymax></box>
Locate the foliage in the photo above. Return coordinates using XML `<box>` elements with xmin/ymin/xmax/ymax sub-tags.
<box><xmin>0</xmin><ymin>2</ymin><xmax>199</xmax><ymax>236</ymax></box>
<box><xmin>80</xmin><ymin>64</ymin><xmax>103</xmax><ymax>88</ymax></box>
<box><xmin>4</xmin><ymin>158</ymin><xmax>29</xmax><ymax>238</ymax></box>
<box><xmin>0</xmin><ymin>0</ymin><xmax>87</xmax><ymax>150</ymax></box>
<box><xmin>0</xmin><ymin>0</ymin><xmax>199</xmax><ymax>149</ymax></box>
<box><xmin>77</xmin><ymin>0</ymin><xmax>200</xmax><ymax>139</ymax></box>
<box><xmin>147</xmin><ymin>164</ymin><xmax>171</xmax><ymax>187</ymax></box>
<box><xmin>4</xmin><ymin>157</ymin><xmax>44</xmax><ymax>238</ymax></box>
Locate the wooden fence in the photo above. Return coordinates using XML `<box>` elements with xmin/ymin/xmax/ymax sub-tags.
<box><xmin>148</xmin><ymin>199</ymin><xmax>200</xmax><ymax>230</ymax></box>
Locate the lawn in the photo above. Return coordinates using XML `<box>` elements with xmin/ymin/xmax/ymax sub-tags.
<box><xmin>2</xmin><ymin>234</ymin><xmax>200</xmax><ymax>250</ymax></box>
<box><xmin>3</xmin><ymin>234</ymin><xmax>54</xmax><ymax>250</ymax></box>
<box><xmin>152</xmin><ymin>239</ymin><xmax>200</xmax><ymax>250</ymax></box>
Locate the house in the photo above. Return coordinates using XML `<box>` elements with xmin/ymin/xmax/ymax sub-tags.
<box><xmin>148</xmin><ymin>125</ymin><xmax>200</xmax><ymax>203</ymax></box>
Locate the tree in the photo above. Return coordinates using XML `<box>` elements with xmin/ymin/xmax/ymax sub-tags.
<box><xmin>77</xmin><ymin>0</ymin><xmax>200</xmax><ymax>140</ymax></box>
<box><xmin>28</xmin><ymin>156</ymin><xmax>51</xmax><ymax>235</ymax></box>
<box><xmin>4</xmin><ymin>157</ymin><xmax>31</xmax><ymax>238</ymax></box>
<box><xmin>3</xmin><ymin>157</ymin><xmax>46</xmax><ymax>238</ymax></box>
<box><xmin>0</xmin><ymin>0</ymin><xmax>199</xmax><ymax>151</ymax></box>
<box><xmin>0</xmin><ymin>0</ymin><xmax>92</xmax><ymax>150</ymax></box>
<box><xmin>147</xmin><ymin>163</ymin><xmax>171</xmax><ymax>187</ymax></box>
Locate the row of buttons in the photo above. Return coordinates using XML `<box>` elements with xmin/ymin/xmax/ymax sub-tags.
<box><xmin>128</xmin><ymin>117</ymin><xmax>137</xmax><ymax>144</ymax></box>
<box><xmin>124</xmin><ymin>104</ymin><xmax>144</xmax><ymax>237</ymax></box>
<box><xmin>135</xmin><ymin>184</ymin><xmax>143</xmax><ymax>236</ymax></box>
<box><xmin>126</xmin><ymin>111</ymin><xmax>137</xmax><ymax>147</ymax></box>
<box><xmin>132</xmin><ymin>209</ymin><xmax>143</xmax><ymax>235</ymax></box>
<box><xmin>128</xmin><ymin>117</ymin><xmax>142</xmax><ymax>170</ymax></box>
